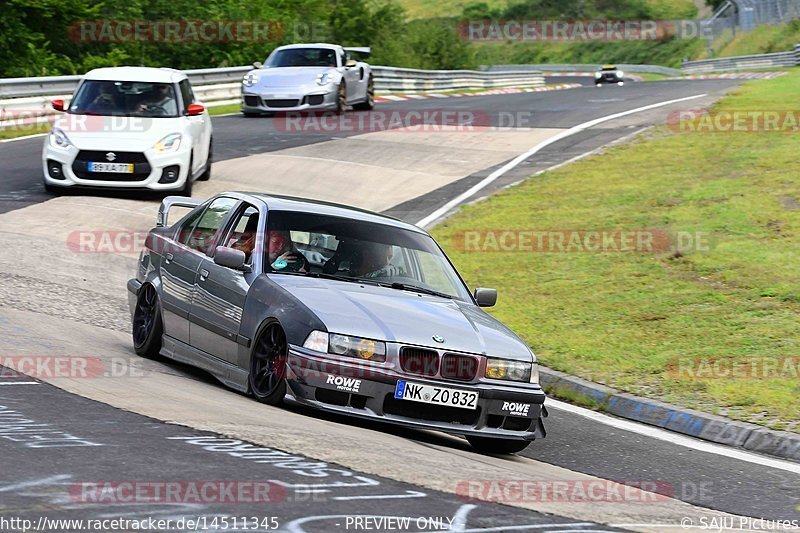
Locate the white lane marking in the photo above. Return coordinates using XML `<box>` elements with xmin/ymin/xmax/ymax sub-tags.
<box><xmin>0</xmin><ymin>475</ymin><xmax>71</xmax><ymax>493</ymax></box>
<box><xmin>548</xmin><ymin>399</ymin><xmax>800</xmax><ymax>475</ymax></box>
<box><xmin>331</xmin><ymin>490</ymin><xmax>427</xmax><ymax>501</ymax></box>
<box><xmin>416</xmin><ymin>93</ymin><xmax>708</xmax><ymax>228</ymax></box>
<box><xmin>448</xmin><ymin>504</ymin><xmax>476</xmax><ymax>532</ymax></box>
<box><xmin>0</xmin><ymin>133</ymin><xmax>48</xmax><ymax>143</ymax></box>
<box><xmin>0</xmin><ymin>381</ymin><xmax>40</xmax><ymax>385</ymax></box>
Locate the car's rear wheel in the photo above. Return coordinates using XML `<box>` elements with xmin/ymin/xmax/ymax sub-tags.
<box><xmin>353</xmin><ymin>76</ymin><xmax>375</xmax><ymax>111</ymax></box>
<box><xmin>248</xmin><ymin>321</ymin><xmax>288</xmax><ymax>405</ymax></box>
<box><xmin>336</xmin><ymin>82</ymin><xmax>347</xmax><ymax>115</ymax></box>
<box><xmin>466</xmin><ymin>435</ymin><xmax>532</xmax><ymax>454</ymax></box>
<box><xmin>132</xmin><ymin>284</ymin><xmax>163</xmax><ymax>359</ymax></box>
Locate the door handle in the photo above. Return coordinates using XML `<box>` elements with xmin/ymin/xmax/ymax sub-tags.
<box><xmin>165</xmin><ymin>253</ymin><xmax>173</xmax><ymax>264</ymax></box>
<box><xmin>199</xmin><ymin>268</ymin><xmax>210</xmax><ymax>281</ymax></box>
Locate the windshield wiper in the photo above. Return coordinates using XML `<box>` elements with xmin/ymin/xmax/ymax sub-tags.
<box><xmin>389</xmin><ymin>282</ymin><xmax>453</xmax><ymax>299</ymax></box>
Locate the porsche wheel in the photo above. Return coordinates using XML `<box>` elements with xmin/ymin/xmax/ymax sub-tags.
<box><xmin>132</xmin><ymin>284</ymin><xmax>163</xmax><ymax>359</ymax></box>
<box><xmin>249</xmin><ymin>322</ymin><xmax>288</xmax><ymax>405</ymax></box>
<box><xmin>353</xmin><ymin>76</ymin><xmax>375</xmax><ymax>111</ymax></box>
<box><xmin>466</xmin><ymin>435</ymin><xmax>532</xmax><ymax>454</ymax></box>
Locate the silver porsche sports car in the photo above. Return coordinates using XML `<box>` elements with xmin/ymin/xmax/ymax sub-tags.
<box><xmin>241</xmin><ymin>43</ymin><xmax>375</xmax><ymax>115</ymax></box>
<box><xmin>128</xmin><ymin>192</ymin><xmax>547</xmax><ymax>454</ymax></box>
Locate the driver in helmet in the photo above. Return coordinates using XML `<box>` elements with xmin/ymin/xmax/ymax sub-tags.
<box><xmin>267</xmin><ymin>230</ymin><xmax>307</xmax><ymax>273</ymax></box>
<box><xmin>137</xmin><ymin>85</ymin><xmax>177</xmax><ymax>115</ymax></box>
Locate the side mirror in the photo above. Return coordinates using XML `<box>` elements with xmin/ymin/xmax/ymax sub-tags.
<box><xmin>214</xmin><ymin>246</ymin><xmax>247</xmax><ymax>271</ymax></box>
<box><xmin>345</xmin><ymin>59</ymin><xmax>358</xmax><ymax>68</ymax></box>
<box><xmin>52</xmin><ymin>99</ymin><xmax>65</xmax><ymax>112</ymax></box>
<box><xmin>187</xmin><ymin>103</ymin><xmax>205</xmax><ymax>116</ymax></box>
<box><xmin>474</xmin><ymin>288</ymin><xmax>497</xmax><ymax>308</ymax></box>
<box><xmin>253</xmin><ymin>61</ymin><xmax>263</xmax><ymax>69</ymax></box>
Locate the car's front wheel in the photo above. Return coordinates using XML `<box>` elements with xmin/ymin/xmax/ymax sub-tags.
<box><xmin>466</xmin><ymin>435</ymin><xmax>532</xmax><ymax>454</ymax></box>
<box><xmin>197</xmin><ymin>138</ymin><xmax>212</xmax><ymax>182</ymax></box>
<box><xmin>248</xmin><ymin>321</ymin><xmax>288</xmax><ymax>405</ymax></box>
<box><xmin>336</xmin><ymin>82</ymin><xmax>347</xmax><ymax>115</ymax></box>
<box><xmin>132</xmin><ymin>284</ymin><xmax>163</xmax><ymax>359</ymax></box>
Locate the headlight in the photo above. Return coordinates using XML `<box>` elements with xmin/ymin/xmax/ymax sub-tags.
<box><xmin>485</xmin><ymin>358</ymin><xmax>531</xmax><ymax>382</ymax></box>
<box><xmin>594</xmin><ymin>72</ymin><xmax>602</xmax><ymax>79</ymax></box>
<box><xmin>303</xmin><ymin>330</ymin><xmax>329</xmax><ymax>352</ymax></box>
<box><xmin>317</xmin><ymin>72</ymin><xmax>334</xmax><ymax>85</ymax></box>
<box><xmin>329</xmin><ymin>334</ymin><xmax>386</xmax><ymax>362</ymax></box>
<box><xmin>153</xmin><ymin>133</ymin><xmax>182</xmax><ymax>153</ymax></box>
<box><xmin>48</xmin><ymin>128</ymin><xmax>71</xmax><ymax>149</ymax></box>
<box><xmin>617</xmin><ymin>70</ymin><xmax>624</xmax><ymax>78</ymax></box>
<box><xmin>243</xmin><ymin>72</ymin><xmax>259</xmax><ymax>87</ymax></box>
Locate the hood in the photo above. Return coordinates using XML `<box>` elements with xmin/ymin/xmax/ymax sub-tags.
<box><xmin>270</xmin><ymin>275</ymin><xmax>533</xmax><ymax>362</ymax></box>
<box><xmin>250</xmin><ymin>67</ymin><xmax>333</xmax><ymax>88</ymax></box>
<box><xmin>52</xmin><ymin>115</ymin><xmax>188</xmax><ymax>151</ymax></box>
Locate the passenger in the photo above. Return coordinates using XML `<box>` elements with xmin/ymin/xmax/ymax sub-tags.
<box><xmin>353</xmin><ymin>242</ymin><xmax>402</xmax><ymax>278</ymax></box>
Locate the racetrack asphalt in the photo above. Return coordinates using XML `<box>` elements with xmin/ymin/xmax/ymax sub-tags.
<box><xmin>0</xmin><ymin>77</ymin><xmax>797</xmax><ymax>529</ymax></box>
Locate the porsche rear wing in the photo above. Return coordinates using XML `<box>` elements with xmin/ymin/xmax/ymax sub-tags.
<box><xmin>344</xmin><ymin>46</ymin><xmax>371</xmax><ymax>58</ymax></box>
<box><xmin>157</xmin><ymin>196</ymin><xmax>202</xmax><ymax>227</ymax></box>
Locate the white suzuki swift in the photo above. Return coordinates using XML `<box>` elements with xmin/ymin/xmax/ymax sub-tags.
<box><xmin>42</xmin><ymin>66</ymin><xmax>212</xmax><ymax>195</ymax></box>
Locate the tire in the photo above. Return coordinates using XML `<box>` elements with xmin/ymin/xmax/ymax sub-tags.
<box><xmin>180</xmin><ymin>154</ymin><xmax>194</xmax><ymax>196</ymax></box>
<box><xmin>466</xmin><ymin>435</ymin><xmax>532</xmax><ymax>455</ymax></box>
<box><xmin>335</xmin><ymin>82</ymin><xmax>347</xmax><ymax>115</ymax></box>
<box><xmin>353</xmin><ymin>76</ymin><xmax>375</xmax><ymax>111</ymax></box>
<box><xmin>197</xmin><ymin>138</ymin><xmax>212</xmax><ymax>181</ymax></box>
<box><xmin>132</xmin><ymin>284</ymin><xmax>163</xmax><ymax>359</ymax></box>
<box><xmin>43</xmin><ymin>182</ymin><xmax>61</xmax><ymax>194</ymax></box>
<box><xmin>248</xmin><ymin>321</ymin><xmax>288</xmax><ymax>405</ymax></box>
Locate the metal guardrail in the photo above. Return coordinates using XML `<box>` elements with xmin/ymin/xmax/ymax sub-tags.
<box><xmin>682</xmin><ymin>44</ymin><xmax>800</xmax><ymax>72</ymax></box>
<box><xmin>0</xmin><ymin>66</ymin><xmax>545</xmax><ymax>129</ymax></box>
<box><xmin>481</xmin><ymin>63</ymin><xmax>683</xmax><ymax>76</ymax></box>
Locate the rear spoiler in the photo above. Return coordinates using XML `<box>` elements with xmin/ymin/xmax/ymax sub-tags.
<box><xmin>157</xmin><ymin>196</ymin><xmax>202</xmax><ymax>227</ymax></box>
<box><xmin>344</xmin><ymin>46</ymin><xmax>371</xmax><ymax>58</ymax></box>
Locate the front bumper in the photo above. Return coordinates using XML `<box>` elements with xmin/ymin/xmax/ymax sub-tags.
<box><xmin>595</xmin><ymin>76</ymin><xmax>624</xmax><ymax>84</ymax></box>
<box><xmin>285</xmin><ymin>346</ymin><xmax>547</xmax><ymax>441</ymax></box>
<box><xmin>241</xmin><ymin>88</ymin><xmax>338</xmax><ymax>113</ymax></box>
<box><xmin>42</xmin><ymin>143</ymin><xmax>192</xmax><ymax>191</ymax></box>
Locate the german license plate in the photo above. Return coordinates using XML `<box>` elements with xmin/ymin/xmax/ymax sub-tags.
<box><xmin>394</xmin><ymin>380</ymin><xmax>478</xmax><ymax>410</ymax></box>
<box><xmin>88</xmin><ymin>162</ymin><xmax>134</xmax><ymax>173</ymax></box>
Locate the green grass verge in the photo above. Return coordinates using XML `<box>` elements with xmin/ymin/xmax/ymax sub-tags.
<box><xmin>433</xmin><ymin>70</ymin><xmax>800</xmax><ymax>431</ymax></box>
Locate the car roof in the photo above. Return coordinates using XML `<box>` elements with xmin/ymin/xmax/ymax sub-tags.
<box><xmin>273</xmin><ymin>43</ymin><xmax>341</xmax><ymax>52</ymax></box>
<box><xmin>238</xmin><ymin>192</ymin><xmax>426</xmax><ymax>234</ymax></box>
<box><xmin>83</xmin><ymin>66</ymin><xmax>187</xmax><ymax>83</ymax></box>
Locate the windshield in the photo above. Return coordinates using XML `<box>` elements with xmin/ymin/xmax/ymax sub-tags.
<box><xmin>265</xmin><ymin>48</ymin><xmax>337</xmax><ymax>68</ymax></box>
<box><xmin>263</xmin><ymin>210</ymin><xmax>472</xmax><ymax>301</ymax></box>
<box><xmin>69</xmin><ymin>80</ymin><xmax>179</xmax><ymax>117</ymax></box>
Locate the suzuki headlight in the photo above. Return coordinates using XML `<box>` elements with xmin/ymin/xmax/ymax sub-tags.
<box><xmin>594</xmin><ymin>72</ymin><xmax>602</xmax><ymax>79</ymax></box>
<box><xmin>48</xmin><ymin>128</ymin><xmax>72</xmax><ymax>149</ymax></box>
<box><xmin>617</xmin><ymin>70</ymin><xmax>624</xmax><ymax>78</ymax></box>
<box><xmin>303</xmin><ymin>330</ymin><xmax>329</xmax><ymax>352</ymax></box>
<box><xmin>317</xmin><ymin>72</ymin><xmax>333</xmax><ymax>85</ymax></box>
<box><xmin>485</xmin><ymin>358</ymin><xmax>532</xmax><ymax>382</ymax></box>
<box><xmin>329</xmin><ymin>334</ymin><xmax>386</xmax><ymax>362</ymax></box>
<box><xmin>153</xmin><ymin>133</ymin><xmax>182</xmax><ymax>153</ymax></box>
<box><xmin>243</xmin><ymin>72</ymin><xmax>259</xmax><ymax>87</ymax></box>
